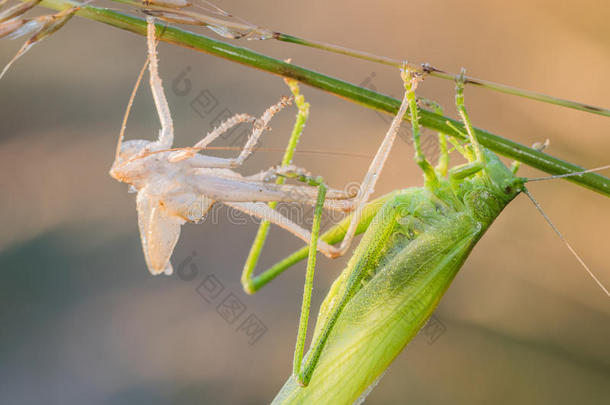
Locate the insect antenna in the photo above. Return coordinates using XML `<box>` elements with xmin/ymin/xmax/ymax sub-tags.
<box><xmin>195</xmin><ymin>0</ymin><xmax>235</xmax><ymax>18</ymax></box>
<box><xmin>202</xmin><ymin>146</ymin><xmax>372</xmax><ymax>159</ymax></box>
<box><xmin>115</xmin><ymin>55</ymin><xmax>150</xmax><ymax>161</ymax></box>
<box><xmin>122</xmin><ymin>146</ymin><xmax>372</xmax><ymax>166</ymax></box>
<box><xmin>523</xmin><ymin>188</ymin><xmax>610</xmax><ymax>297</ymax></box>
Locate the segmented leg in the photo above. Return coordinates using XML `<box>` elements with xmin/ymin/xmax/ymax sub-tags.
<box><xmin>455</xmin><ymin>69</ymin><xmax>484</xmax><ymax>163</ymax></box>
<box><xmin>168</xmin><ymin>97</ymin><xmax>292</xmax><ymax>167</ymax></box>
<box><xmin>146</xmin><ymin>17</ymin><xmax>174</xmax><ymax>149</ymax></box>
<box><xmin>242</xmin><ymin>193</ymin><xmax>397</xmax><ymax>293</ymax></box>
<box><xmin>403</xmin><ymin>70</ymin><xmax>438</xmax><ymax>187</ymax></box>
<box><xmin>246</xmin><ymin>164</ymin><xmax>317</xmax><ymax>183</ymax></box>
<box><xmin>188</xmin><ymin>173</ymin><xmax>354</xmax><ymax>209</ymax></box>
<box><xmin>226</xmin><ymin>96</ymin><xmax>292</xmax><ymax>168</ymax></box>
<box><xmin>448</xmin><ymin>69</ymin><xmax>486</xmax><ymax>182</ymax></box>
<box><xmin>242</xmin><ymin>79</ymin><xmax>310</xmax><ymax>293</ymax></box>
<box><xmin>168</xmin><ymin>113</ymin><xmax>256</xmax><ymax>162</ymax></box>
<box><xmin>419</xmin><ymin>98</ymin><xmax>449</xmax><ymax>177</ymax></box>
<box><xmin>225</xmin><ymin>201</ymin><xmax>338</xmax><ymax>257</ymax></box>
<box><xmin>326</xmin><ymin>66</ymin><xmax>414</xmax><ymax>259</ymax></box>
<box><xmin>292</xmin><ymin>179</ymin><xmax>326</xmax><ymax>385</ymax></box>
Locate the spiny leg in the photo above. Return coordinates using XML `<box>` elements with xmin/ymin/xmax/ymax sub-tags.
<box><xmin>229</xmin><ymin>96</ymin><xmax>292</xmax><ymax>168</ymax></box>
<box><xmin>242</xmin><ymin>79</ymin><xmax>310</xmax><ymax>294</ymax></box>
<box><xmin>419</xmin><ymin>98</ymin><xmax>449</xmax><ymax>178</ymax></box>
<box><xmin>455</xmin><ymin>68</ymin><xmax>484</xmax><ymax>162</ymax></box>
<box><xmin>146</xmin><ymin>17</ymin><xmax>174</xmax><ymax>149</ymax></box>
<box><xmin>246</xmin><ymin>164</ymin><xmax>318</xmax><ymax>182</ymax></box>
<box><xmin>444</xmin><ymin>127</ymin><xmax>472</xmax><ymax>161</ymax></box>
<box><xmin>242</xmin><ymin>193</ymin><xmax>393</xmax><ymax>294</ymax></box>
<box><xmin>403</xmin><ymin>70</ymin><xmax>438</xmax><ymax>187</ymax></box>
<box><xmin>168</xmin><ymin>113</ymin><xmax>256</xmax><ymax>162</ymax></box>
<box><xmin>225</xmin><ymin>200</ymin><xmax>339</xmax><ymax>257</ymax></box>
<box><xmin>236</xmin><ymin>171</ymin><xmax>333</xmax><ymax>383</ymax></box>
<box><xmin>325</xmin><ymin>65</ymin><xmax>415</xmax><ymax>260</ymax></box>
<box><xmin>170</xmin><ymin>97</ymin><xmax>292</xmax><ymax>168</ymax></box>
<box><xmin>186</xmin><ymin>170</ymin><xmax>354</xmax><ymax>209</ymax></box>
<box><xmin>448</xmin><ymin>69</ymin><xmax>487</xmax><ymax>182</ymax></box>
<box><xmin>292</xmin><ymin>177</ymin><xmax>326</xmax><ymax>385</ymax></box>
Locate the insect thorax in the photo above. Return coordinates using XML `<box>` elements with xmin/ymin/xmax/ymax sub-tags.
<box><xmin>365</xmin><ymin>152</ymin><xmax>525</xmax><ymax>284</ymax></box>
<box><xmin>460</xmin><ymin>150</ymin><xmax>525</xmax><ymax>224</ymax></box>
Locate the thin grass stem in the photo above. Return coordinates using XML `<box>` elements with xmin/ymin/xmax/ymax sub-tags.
<box><xmin>32</xmin><ymin>0</ymin><xmax>610</xmax><ymax>197</ymax></box>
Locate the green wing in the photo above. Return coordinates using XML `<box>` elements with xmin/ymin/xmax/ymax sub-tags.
<box><xmin>273</xmin><ymin>191</ymin><xmax>483</xmax><ymax>404</ymax></box>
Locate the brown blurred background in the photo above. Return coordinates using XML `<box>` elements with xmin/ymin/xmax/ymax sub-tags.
<box><xmin>1</xmin><ymin>0</ymin><xmax>609</xmax><ymax>404</ymax></box>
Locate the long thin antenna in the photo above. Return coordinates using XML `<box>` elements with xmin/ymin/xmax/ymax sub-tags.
<box><xmin>115</xmin><ymin>55</ymin><xmax>150</xmax><ymax>161</ymax></box>
<box><xmin>202</xmin><ymin>146</ymin><xmax>372</xmax><ymax>159</ymax></box>
<box><xmin>526</xmin><ymin>164</ymin><xmax>610</xmax><ymax>182</ymax></box>
<box><xmin>523</xmin><ymin>188</ymin><xmax>609</xmax><ymax>297</ymax></box>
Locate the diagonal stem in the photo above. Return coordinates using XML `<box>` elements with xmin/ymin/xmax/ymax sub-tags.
<box><xmin>105</xmin><ymin>0</ymin><xmax>610</xmax><ymax>117</ymax></box>
<box><xmin>275</xmin><ymin>33</ymin><xmax>610</xmax><ymax>118</ymax></box>
<box><xmin>36</xmin><ymin>0</ymin><xmax>610</xmax><ymax>197</ymax></box>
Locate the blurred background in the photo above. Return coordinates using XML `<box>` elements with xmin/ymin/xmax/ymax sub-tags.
<box><xmin>1</xmin><ymin>0</ymin><xmax>609</xmax><ymax>403</ymax></box>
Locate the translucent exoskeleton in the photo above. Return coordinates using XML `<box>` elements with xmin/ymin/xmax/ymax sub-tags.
<box><xmin>109</xmin><ymin>18</ymin><xmax>364</xmax><ymax>275</ymax></box>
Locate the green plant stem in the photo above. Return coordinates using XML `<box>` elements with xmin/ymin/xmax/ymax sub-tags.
<box><xmin>275</xmin><ymin>33</ymin><xmax>610</xmax><ymax>118</ymax></box>
<box><xmin>38</xmin><ymin>0</ymin><xmax>610</xmax><ymax>197</ymax></box>
<box><xmin>105</xmin><ymin>0</ymin><xmax>610</xmax><ymax>117</ymax></box>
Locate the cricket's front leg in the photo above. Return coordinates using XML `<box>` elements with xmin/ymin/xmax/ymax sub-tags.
<box><xmin>146</xmin><ymin>17</ymin><xmax>174</xmax><ymax>149</ymax></box>
<box><xmin>170</xmin><ymin>97</ymin><xmax>292</xmax><ymax>167</ymax></box>
<box><xmin>167</xmin><ymin>114</ymin><xmax>256</xmax><ymax>163</ymax></box>
<box><xmin>448</xmin><ymin>70</ymin><xmax>487</xmax><ymax>183</ymax></box>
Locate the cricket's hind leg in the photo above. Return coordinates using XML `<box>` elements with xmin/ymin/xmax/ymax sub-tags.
<box><xmin>225</xmin><ymin>177</ymin><xmax>334</xmax><ymax>259</ymax></box>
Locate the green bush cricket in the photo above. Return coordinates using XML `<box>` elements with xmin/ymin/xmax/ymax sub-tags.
<box><xmin>241</xmin><ymin>67</ymin><xmax>609</xmax><ymax>404</ymax></box>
